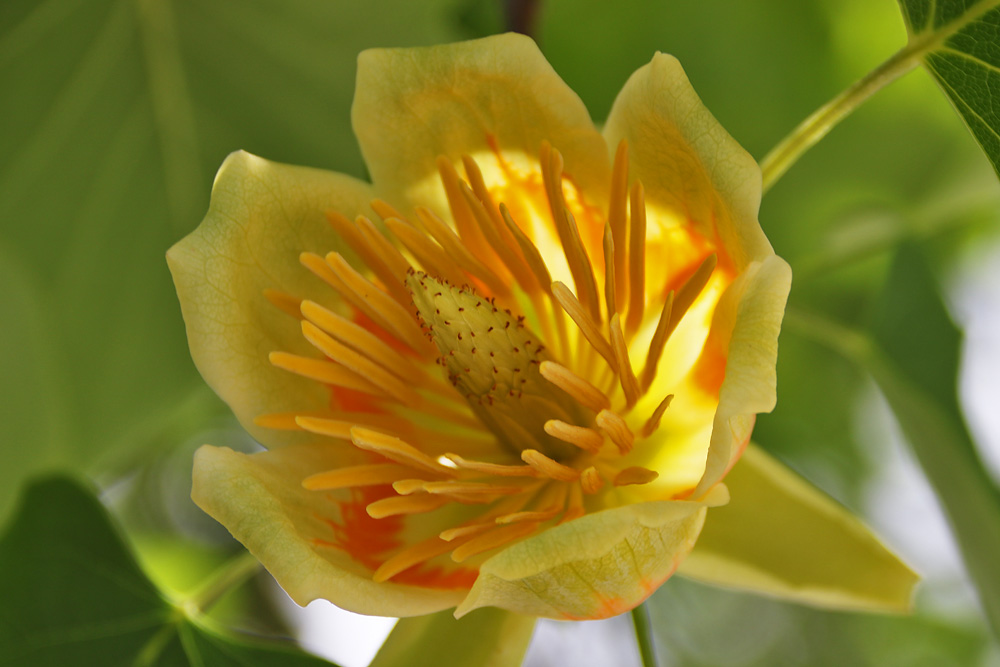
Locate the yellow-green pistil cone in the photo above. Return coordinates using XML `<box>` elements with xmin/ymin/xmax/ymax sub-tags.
<box><xmin>407</xmin><ymin>270</ymin><xmax>584</xmax><ymax>461</ymax></box>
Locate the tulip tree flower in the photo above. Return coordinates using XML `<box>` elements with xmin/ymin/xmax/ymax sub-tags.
<box><xmin>168</xmin><ymin>34</ymin><xmax>916</xmax><ymax>626</ymax></box>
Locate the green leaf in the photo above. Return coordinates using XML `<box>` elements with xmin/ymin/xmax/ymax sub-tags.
<box><xmin>0</xmin><ymin>247</ymin><xmax>71</xmax><ymax>520</ymax></box>
<box><xmin>868</xmin><ymin>244</ymin><xmax>1000</xmax><ymax>637</ymax></box>
<box><xmin>784</xmin><ymin>243</ymin><xmax>1000</xmax><ymax>638</ymax></box>
<box><xmin>0</xmin><ymin>0</ymin><xmax>475</xmax><ymax>519</ymax></box>
<box><xmin>681</xmin><ymin>444</ymin><xmax>917</xmax><ymax>613</ymax></box>
<box><xmin>370</xmin><ymin>607</ymin><xmax>535</xmax><ymax>667</ymax></box>
<box><xmin>0</xmin><ymin>475</ymin><xmax>336</xmax><ymax>665</ymax></box>
<box><xmin>898</xmin><ymin>0</ymin><xmax>1000</xmax><ymax>178</ymax></box>
<box><xmin>651</xmin><ymin>576</ymin><xmax>990</xmax><ymax>667</ymax></box>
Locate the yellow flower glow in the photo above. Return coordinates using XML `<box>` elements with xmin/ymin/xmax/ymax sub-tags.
<box><xmin>168</xmin><ymin>34</ymin><xmax>917</xmax><ymax>621</ymax></box>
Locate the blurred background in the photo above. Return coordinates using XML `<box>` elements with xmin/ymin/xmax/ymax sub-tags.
<box><xmin>1</xmin><ymin>0</ymin><xmax>998</xmax><ymax>664</ymax></box>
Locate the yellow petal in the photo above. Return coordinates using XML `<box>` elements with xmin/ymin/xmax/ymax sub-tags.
<box><xmin>680</xmin><ymin>444</ymin><xmax>919</xmax><ymax>613</ymax></box>
<box><xmin>603</xmin><ymin>53</ymin><xmax>771</xmax><ymax>270</ymax></box>
<box><xmin>454</xmin><ymin>500</ymin><xmax>709</xmax><ymax>620</ymax></box>
<box><xmin>692</xmin><ymin>254</ymin><xmax>792</xmax><ymax>497</ymax></box>
<box><xmin>352</xmin><ymin>33</ymin><xmax>609</xmax><ymax>216</ymax></box>
<box><xmin>191</xmin><ymin>443</ymin><xmax>466</xmax><ymax>617</ymax></box>
<box><xmin>370</xmin><ymin>607</ymin><xmax>535</xmax><ymax>667</ymax></box>
<box><xmin>167</xmin><ymin>151</ymin><xmax>374</xmax><ymax>448</ymax></box>
<box><xmin>606</xmin><ymin>52</ymin><xmax>792</xmax><ymax>498</ymax></box>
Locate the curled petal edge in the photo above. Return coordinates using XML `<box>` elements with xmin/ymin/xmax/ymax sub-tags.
<box><xmin>167</xmin><ymin>151</ymin><xmax>376</xmax><ymax>449</ymax></box>
<box><xmin>694</xmin><ymin>254</ymin><xmax>793</xmax><ymax>498</ymax></box>
<box><xmin>455</xmin><ymin>493</ymin><xmax>728</xmax><ymax>620</ymax></box>
<box><xmin>192</xmin><ymin>443</ymin><xmax>466</xmax><ymax>617</ymax></box>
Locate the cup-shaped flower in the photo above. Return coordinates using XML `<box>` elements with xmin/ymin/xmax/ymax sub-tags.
<box><xmin>168</xmin><ymin>34</ymin><xmax>917</xmax><ymax>621</ymax></box>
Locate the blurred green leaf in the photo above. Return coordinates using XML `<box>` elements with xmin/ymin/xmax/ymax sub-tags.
<box><xmin>0</xmin><ymin>247</ymin><xmax>71</xmax><ymax>520</ymax></box>
<box><xmin>868</xmin><ymin>244</ymin><xmax>1000</xmax><ymax>637</ymax></box>
<box><xmin>0</xmin><ymin>0</ymin><xmax>474</xmax><ymax>520</ymax></box>
<box><xmin>753</xmin><ymin>330</ymin><xmax>872</xmax><ymax>505</ymax></box>
<box><xmin>898</xmin><ymin>0</ymin><xmax>1000</xmax><ymax>179</ymax></box>
<box><xmin>0</xmin><ymin>475</ymin><xmax>335</xmax><ymax>666</ymax></box>
<box><xmin>683</xmin><ymin>444</ymin><xmax>917</xmax><ymax>613</ymax></box>
<box><xmin>370</xmin><ymin>607</ymin><xmax>535</xmax><ymax>667</ymax></box>
<box><xmin>651</xmin><ymin>577</ymin><xmax>989</xmax><ymax>667</ymax></box>
<box><xmin>784</xmin><ymin>243</ymin><xmax>1000</xmax><ymax>638</ymax></box>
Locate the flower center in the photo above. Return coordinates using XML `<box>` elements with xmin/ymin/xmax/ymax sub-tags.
<box><xmin>406</xmin><ymin>270</ymin><xmax>584</xmax><ymax>461</ymax></box>
<box><xmin>259</xmin><ymin>139</ymin><xmax>726</xmax><ymax>585</ymax></box>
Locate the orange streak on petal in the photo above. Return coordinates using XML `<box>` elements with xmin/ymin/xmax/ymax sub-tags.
<box><xmin>316</xmin><ymin>487</ymin><xmax>403</xmax><ymax>572</ymax></box>
<box><xmin>692</xmin><ymin>337</ymin><xmax>728</xmax><ymax>398</ymax></box>
<box><xmin>329</xmin><ymin>385</ymin><xmax>385</xmax><ymax>414</ymax></box>
<box><xmin>394</xmin><ymin>565</ymin><xmax>479</xmax><ymax>590</ymax></box>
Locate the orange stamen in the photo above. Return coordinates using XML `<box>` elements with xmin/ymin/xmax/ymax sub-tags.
<box><xmin>263</xmin><ymin>289</ymin><xmax>303</xmax><ymax>319</ymax></box>
<box><xmin>326</xmin><ymin>211</ymin><xmax>410</xmax><ymax>307</ymax></box>
<box><xmin>538</xmin><ymin>361</ymin><xmax>611</xmax><ymax>413</ymax></box>
<box><xmin>301</xmin><ymin>321</ymin><xmax>421</xmax><ymax>406</ymax></box>
<box><xmin>386</xmin><ymin>217</ymin><xmax>470</xmax><ymax>288</ymax></box>
<box><xmin>459</xmin><ymin>181</ymin><xmax>540</xmax><ymax>295</ymax></box>
<box><xmin>543</xmin><ymin>145</ymin><xmax>601</xmax><ymax>323</ymax></box>
<box><xmin>608</xmin><ymin>140</ymin><xmax>629</xmax><ymax>311</ymax></box>
<box><xmin>300</xmin><ymin>300</ymin><xmax>426</xmax><ymax>386</ymax></box>
<box><xmin>609</xmin><ymin>313</ymin><xmax>640</xmax><ymax>407</ymax></box>
<box><xmin>625</xmin><ymin>181</ymin><xmax>647</xmax><ymax>338</ymax></box>
<box><xmin>354</xmin><ymin>214</ymin><xmax>412</xmax><ymax>280</ymax></box>
<box><xmin>444</xmin><ymin>454</ymin><xmax>540</xmax><ymax>478</ymax></box>
<box><xmin>254</xmin><ymin>412</ymin><xmax>312</xmax><ymax>430</ymax></box>
<box><xmin>369</xmin><ymin>198</ymin><xmax>405</xmax><ymax>222</ymax></box>
<box><xmin>269</xmin><ymin>352</ymin><xmax>387</xmax><ymax>398</ymax></box>
<box><xmin>595</xmin><ymin>409</ymin><xmax>635</xmax><ymax>454</ymax></box>
<box><xmin>366</xmin><ymin>494</ymin><xmax>450</xmax><ymax>519</ymax></box>
<box><xmin>439</xmin><ymin>523</ymin><xmax>496</xmax><ymax>542</ymax></box>
<box><xmin>326</xmin><ymin>252</ymin><xmax>429</xmax><ymax>354</ymax></box>
<box><xmin>451</xmin><ymin>521</ymin><xmax>540</xmax><ymax>563</ymax></box>
<box><xmin>613</xmin><ymin>466</ymin><xmax>659</xmax><ymax>487</ymax></box>
<box><xmin>296</xmin><ymin>415</ymin><xmax>361</xmax><ymax>440</ymax></box>
<box><xmin>372</xmin><ymin>535</ymin><xmax>459</xmax><ymax>582</ymax></box>
<box><xmin>521</xmin><ymin>449</ymin><xmax>581</xmax><ymax>482</ymax></box>
<box><xmin>350</xmin><ymin>427</ymin><xmax>457</xmax><ymax>476</ymax></box>
<box><xmin>303</xmin><ymin>464</ymin><xmax>416</xmax><ymax>491</ymax></box>
<box><xmin>552</xmin><ymin>281</ymin><xmax>617</xmax><ymax>370</ymax></box>
<box><xmin>415</xmin><ymin>206</ymin><xmax>508</xmax><ymax>296</ymax></box>
<box><xmin>580</xmin><ymin>466</ymin><xmax>605</xmax><ymax>494</ymax></box>
<box><xmin>392</xmin><ymin>479</ymin><xmax>432</xmax><ymax>495</ymax></box>
<box><xmin>603</xmin><ymin>222</ymin><xmax>618</xmax><ymax>319</ymax></box>
<box><xmin>641</xmin><ymin>394</ymin><xmax>674</xmax><ymax>438</ymax></box>
<box><xmin>544</xmin><ymin>420</ymin><xmax>604</xmax><ymax>453</ymax></box>
<box><xmin>639</xmin><ymin>291</ymin><xmax>674</xmax><ymax>392</ymax></box>
<box><xmin>436</xmin><ymin>156</ymin><xmax>499</xmax><ymax>272</ymax></box>
<box><xmin>423</xmin><ymin>480</ymin><xmax>532</xmax><ymax>497</ymax></box>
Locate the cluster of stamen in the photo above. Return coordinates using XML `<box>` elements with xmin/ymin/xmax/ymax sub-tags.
<box><xmin>258</xmin><ymin>140</ymin><xmax>717</xmax><ymax>583</ymax></box>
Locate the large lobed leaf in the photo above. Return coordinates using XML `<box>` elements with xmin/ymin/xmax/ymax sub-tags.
<box><xmin>898</xmin><ymin>0</ymin><xmax>1000</xmax><ymax>179</ymax></box>
<box><xmin>0</xmin><ymin>0</ymin><xmax>476</xmax><ymax>522</ymax></box>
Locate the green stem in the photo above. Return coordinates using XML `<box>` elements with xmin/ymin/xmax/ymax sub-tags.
<box><xmin>187</xmin><ymin>551</ymin><xmax>261</xmax><ymax>614</ymax></box>
<box><xmin>759</xmin><ymin>46</ymin><xmax>919</xmax><ymax>194</ymax></box>
<box><xmin>630</xmin><ymin>602</ymin><xmax>657</xmax><ymax>667</ymax></box>
<box><xmin>760</xmin><ymin>0</ymin><xmax>1000</xmax><ymax>193</ymax></box>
